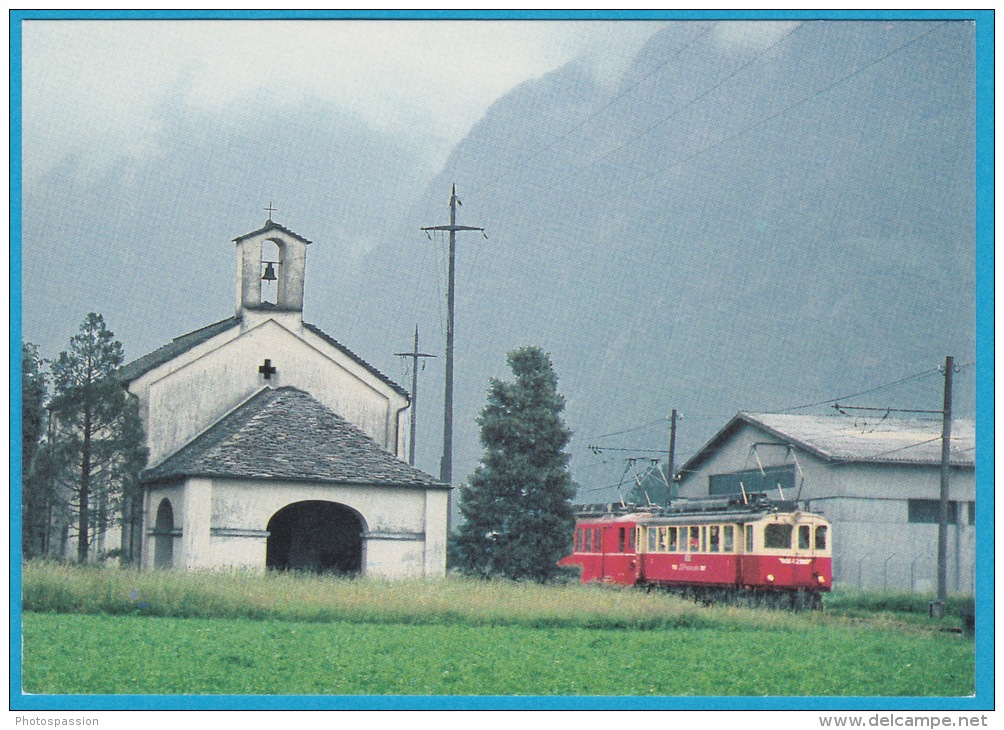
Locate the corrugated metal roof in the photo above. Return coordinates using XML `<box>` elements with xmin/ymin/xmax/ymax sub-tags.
<box><xmin>741</xmin><ymin>412</ymin><xmax>974</xmax><ymax>467</ymax></box>
<box><xmin>679</xmin><ymin>411</ymin><xmax>975</xmax><ymax>478</ymax></box>
<box><xmin>142</xmin><ymin>386</ymin><xmax>446</xmax><ymax>488</ymax></box>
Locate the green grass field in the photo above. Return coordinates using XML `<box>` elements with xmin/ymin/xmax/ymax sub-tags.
<box><xmin>20</xmin><ymin>562</ymin><xmax>974</xmax><ymax>696</ymax></box>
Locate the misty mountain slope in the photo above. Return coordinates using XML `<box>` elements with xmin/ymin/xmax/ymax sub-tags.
<box><xmin>342</xmin><ymin>21</ymin><xmax>975</xmax><ymax>497</ymax></box>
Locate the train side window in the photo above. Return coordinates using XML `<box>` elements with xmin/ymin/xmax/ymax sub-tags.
<box><xmin>689</xmin><ymin>526</ymin><xmax>700</xmax><ymax>552</ymax></box>
<box><xmin>764</xmin><ymin>523</ymin><xmax>793</xmax><ymax>549</ymax></box>
<box><xmin>657</xmin><ymin>527</ymin><xmax>668</xmax><ymax>552</ymax></box>
<box><xmin>668</xmin><ymin>527</ymin><xmax>678</xmax><ymax>552</ymax></box>
<box><xmin>723</xmin><ymin>525</ymin><xmax>734</xmax><ymax>552</ymax></box>
<box><xmin>575</xmin><ymin>529</ymin><xmax>582</xmax><ymax>552</ymax></box>
<box><xmin>708</xmin><ymin>525</ymin><xmax>720</xmax><ymax>552</ymax></box>
<box><xmin>798</xmin><ymin>525</ymin><xmax>810</xmax><ymax>550</ymax></box>
<box><xmin>815</xmin><ymin>525</ymin><xmax>827</xmax><ymax>550</ymax></box>
<box><xmin>585</xmin><ymin>529</ymin><xmax>593</xmax><ymax>552</ymax></box>
<box><xmin>745</xmin><ymin>525</ymin><xmax>753</xmax><ymax>552</ymax></box>
<box><xmin>648</xmin><ymin>528</ymin><xmax>657</xmax><ymax>552</ymax></box>
<box><xmin>594</xmin><ymin>528</ymin><xmax>602</xmax><ymax>552</ymax></box>
<box><xmin>629</xmin><ymin>527</ymin><xmax>636</xmax><ymax>552</ymax></box>
<box><xmin>618</xmin><ymin>527</ymin><xmax>626</xmax><ymax>552</ymax></box>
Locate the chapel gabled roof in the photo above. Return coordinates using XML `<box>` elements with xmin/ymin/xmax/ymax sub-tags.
<box><xmin>232</xmin><ymin>219</ymin><xmax>312</xmax><ymax>245</ymax></box>
<box><xmin>142</xmin><ymin>386</ymin><xmax>447</xmax><ymax>488</ymax></box>
<box><xmin>117</xmin><ymin>316</ymin><xmax>240</xmax><ymax>385</ymax></box>
<box><xmin>117</xmin><ymin>317</ymin><xmax>407</xmax><ymax>397</ymax></box>
<box><xmin>679</xmin><ymin>412</ymin><xmax>976</xmax><ymax>478</ymax></box>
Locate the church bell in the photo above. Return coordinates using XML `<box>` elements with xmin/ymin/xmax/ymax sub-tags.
<box><xmin>261</xmin><ymin>261</ymin><xmax>278</xmax><ymax>282</ymax></box>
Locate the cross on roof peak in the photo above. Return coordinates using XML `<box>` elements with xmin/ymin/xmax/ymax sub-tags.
<box><xmin>264</xmin><ymin>202</ymin><xmax>278</xmax><ymax>222</ymax></box>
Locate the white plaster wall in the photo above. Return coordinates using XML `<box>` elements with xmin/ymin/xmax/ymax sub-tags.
<box><xmin>142</xmin><ymin>483</ymin><xmax>185</xmax><ymax>570</ymax></box>
<box><xmin>365</xmin><ymin>538</ymin><xmax>428</xmax><ymax>579</ymax></box>
<box><xmin>423</xmin><ymin>489</ymin><xmax>449</xmax><ymax>577</ymax></box>
<box><xmin>204</xmin><ymin>478</ymin><xmax>447</xmax><ymax>577</ymax></box>
<box><xmin>137</xmin><ymin>319</ymin><xmax>405</xmax><ymax>465</ymax></box>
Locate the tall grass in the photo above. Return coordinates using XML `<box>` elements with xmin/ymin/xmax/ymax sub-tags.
<box><xmin>23</xmin><ymin>561</ymin><xmax>836</xmax><ymax>632</ymax></box>
<box><xmin>22</xmin><ymin>562</ymin><xmax>971</xmax><ymax>633</ymax></box>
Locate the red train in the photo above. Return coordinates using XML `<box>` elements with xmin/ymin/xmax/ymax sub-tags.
<box><xmin>559</xmin><ymin>494</ymin><xmax>832</xmax><ymax>609</ymax></box>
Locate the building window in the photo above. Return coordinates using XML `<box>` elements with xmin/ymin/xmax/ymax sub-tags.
<box><xmin>968</xmin><ymin>502</ymin><xmax>975</xmax><ymax>526</ymax></box>
<box><xmin>908</xmin><ymin>499</ymin><xmax>958</xmax><ymax>524</ymax></box>
<box><xmin>709</xmin><ymin>465</ymin><xmax>796</xmax><ymax>497</ymax></box>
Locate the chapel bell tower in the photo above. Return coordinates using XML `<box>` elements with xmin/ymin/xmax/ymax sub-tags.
<box><xmin>233</xmin><ymin>215</ymin><xmax>312</xmax><ymax>330</ymax></box>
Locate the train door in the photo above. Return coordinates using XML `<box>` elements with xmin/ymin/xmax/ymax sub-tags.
<box><xmin>738</xmin><ymin>521</ymin><xmax>756</xmax><ymax>587</ymax></box>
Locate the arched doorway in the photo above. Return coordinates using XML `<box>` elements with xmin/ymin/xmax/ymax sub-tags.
<box><xmin>265</xmin><ymin>501</ymin><xmax>364</xmax><ymax>574</ymax></box>
<box><xmin>153</xmin><ymin>498</ymin><xmax>174</xmax><ymax>569</ymax></box>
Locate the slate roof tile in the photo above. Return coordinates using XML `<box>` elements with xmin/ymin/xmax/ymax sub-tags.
<box><xmin>142</xmin><ymin>387</ymin><xmax>446</xmax><ymax>488</ymax></box>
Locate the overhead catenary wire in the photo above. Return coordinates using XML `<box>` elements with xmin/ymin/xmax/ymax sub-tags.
<box><xmin>777</xmin><ymin>365</ymin><xmax>942</xmax><ymax>412</ymax></box>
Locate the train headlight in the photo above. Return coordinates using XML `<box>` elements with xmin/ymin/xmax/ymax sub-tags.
<box><xmin>817</xmin><ymin>575</ymin><xmax>826</xmax><ymax>584</ymax></box>
<box><xmin>766</xmin><ymin>574</ymin><xmax>775</xmax><ymax>582</ymax></box>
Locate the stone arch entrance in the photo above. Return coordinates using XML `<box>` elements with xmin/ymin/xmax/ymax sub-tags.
<box><xmin>265</xmin><ymin>501</ymin><xmax>365</xmax><ymax>574</ymax></box>
<box><xmin>153</xmin><ymin>498</ymin><xmax>174</xmax><ymax>569</ymax></box>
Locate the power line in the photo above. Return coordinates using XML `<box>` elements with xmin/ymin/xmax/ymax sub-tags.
<box><xmin>777</xmin><ymin>365</ymin><xmax>942</xmax><ymax>412</ymax></box>
<box><xmin>570</xmin><ymin>21</ymin><xmax>803</xmax><ymax>182</ymax></box>
<box><xmin>480</xmin><ymin>22</ymin><xmax>719</xmax><ymax>198</ymax></box>
<box><xmin>599</xmin><ymin>21</ymin><xmax>949</xmax><ymax>197</ymax></box>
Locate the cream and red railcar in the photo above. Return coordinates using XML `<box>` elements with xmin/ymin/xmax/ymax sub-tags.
<box><xmin>560</xmin><ymin>495</ymin><xmax>832</xmax><ymax>608</ymax></box>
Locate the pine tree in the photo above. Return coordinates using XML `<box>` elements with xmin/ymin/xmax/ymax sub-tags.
<box><xmin>48</xmin><ymin>313</ymin><xmax>147</xmax><ymax>563</ymax></box>
<box><xmin>453</xmin><ymin>346</ymin><xmax>576</xmax><ymax>581</ymax></box>
<box><xmin>21</xmin><ymin>342</ymin><xmax>49</xmax><ymax>558</ymax></box>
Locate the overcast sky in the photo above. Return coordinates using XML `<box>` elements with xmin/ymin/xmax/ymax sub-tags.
<box><xmin>22</xmin><ymin>20</ymin><xmax>663</xmax><ymax>184</ymax></box>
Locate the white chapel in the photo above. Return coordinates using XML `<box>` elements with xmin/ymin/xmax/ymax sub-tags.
<box><xmin>118</xmin><ymin>218</ymin><xmax>449</xmax><ymax>577</ymax></box>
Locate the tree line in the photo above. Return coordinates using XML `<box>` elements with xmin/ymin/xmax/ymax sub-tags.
<box><xmin>21</xmin><ymin>313</ymin><xmax>146</xmax><ymax>564</ymax></box>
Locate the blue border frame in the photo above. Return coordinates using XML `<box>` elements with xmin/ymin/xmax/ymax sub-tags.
<box><xmin>10</xmin><ymin>8</ymin><xmax>994</xmax><ymax>711</ymax></box>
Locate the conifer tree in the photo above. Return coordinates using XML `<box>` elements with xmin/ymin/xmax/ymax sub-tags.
<box><xmin>48</xmin><ymin>313</ymin><xmax>146</xmax><ymax>563</ymax></box>
<box><xmin>453</xmin><ymin>346</ymin><xmax>576</xmax><ymax>581</ymax></box>
<box><xmin>21</xmin><ymin>342</ymin><xmax>49</xmax><ymax>558</ymax></box>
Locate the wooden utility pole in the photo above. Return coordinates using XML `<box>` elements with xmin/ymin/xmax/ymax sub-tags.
<box><xmin>395</xmin><ymin>326</ymin><xmax>436</xmax><ymax>467</ymax></box>
<box><xmin>666</xmin><ymin>409</ymin><xmax>678</xmax><ymax>506</ymax></box>
<box><xmin>421</xmin><ymin>184</ymin><xmax>485</xmax><ymax>506</ymax></box>
<box><xmin>934</xmin><ymin>355</ymin><xmax>955</xmax><ymax>616</ymax></box>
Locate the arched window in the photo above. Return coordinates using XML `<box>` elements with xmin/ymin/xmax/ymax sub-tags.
<box><xmin>154</xmin><ymin>498</ymin><xmax>174</xmax><ymax>569</ymax></box>
<box><xmin>260</xmin><ymin>240</ymin><xmax>280</xmax><ymax>305</ymax></box>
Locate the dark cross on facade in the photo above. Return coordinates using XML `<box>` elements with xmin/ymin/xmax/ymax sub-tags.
<box><xmin>264</xmin><ymin>202</ymin><xmax>278</xmax><ymax>221</ymax></box>
<box><xmin>258</xmin><ymin>359</ymin><xmax>277</xmax><ymax>379</ymax></box>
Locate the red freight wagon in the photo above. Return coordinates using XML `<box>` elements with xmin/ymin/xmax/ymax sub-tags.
<box><xmin>560</xmin><ymin>494</ymin><xmax>832</xmax><ymax>609</ymax></box>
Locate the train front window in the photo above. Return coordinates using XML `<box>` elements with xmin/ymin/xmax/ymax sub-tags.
<box><xmin>723</xmin><ymin>525</ymin><xmax>734</xmax><ymax>552</ymax></box>
<box><xmin>815</xmin><ymin>525</ymin><xmax>828</xmax><ymax>550</ymax></box>
<box><xmin>708</xmin><ymin>525</ymin><xmax>720</xmax><ymax>552</ymax></box>
<box><xmin>668</xmin><ymin>527</ymin><xmax>678</xmax><ymax>552</ymax></box>
<box><xmin>798</xmin><ymin>525</ymin><xmax>810</xmax><ymax>550</ymax></box>
<box><xmin>764</xmin><ymin>523</ymin><xmax>793</xmax><ymax>549</ymax></box>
